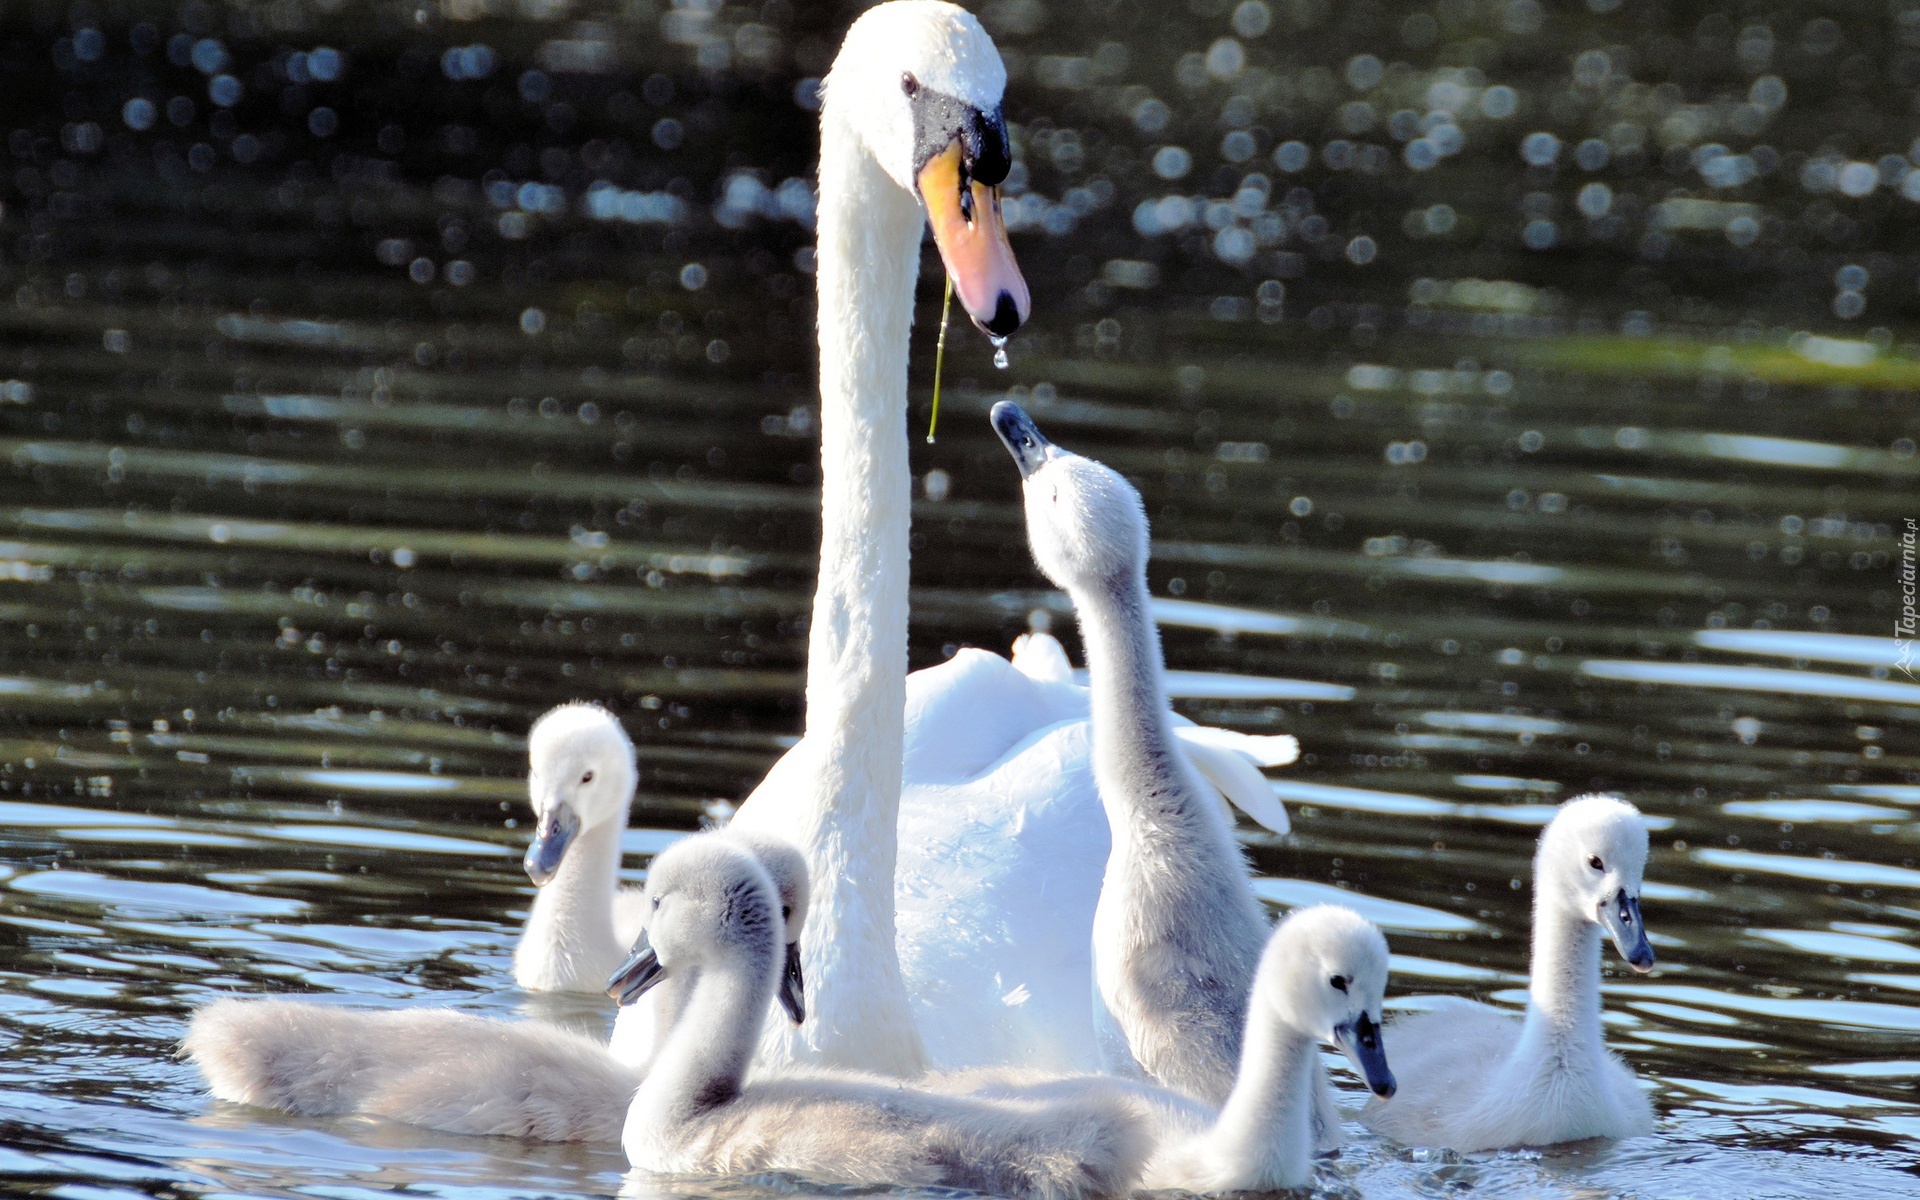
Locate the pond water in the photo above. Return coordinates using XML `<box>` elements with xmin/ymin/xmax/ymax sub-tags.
<box><xmin>0</xmin><ymin>0</ymin><xmax>1916</xmax><ymax>1196</ymax></box>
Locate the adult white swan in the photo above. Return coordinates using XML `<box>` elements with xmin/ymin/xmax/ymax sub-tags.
<box><xmin>723</xmin><ymin>0</ymin><xmax>1295</xmax><ymax>1079</ymax></box>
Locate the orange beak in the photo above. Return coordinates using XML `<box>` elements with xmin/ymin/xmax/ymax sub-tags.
<box><xmin>917</xmin><ymin>141</ymin><xmax>1030</xmax><ymax>338</ymax></box>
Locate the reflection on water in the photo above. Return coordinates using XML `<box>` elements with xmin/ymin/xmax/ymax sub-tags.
<box><xmin>0</xmin><ymin>0</ymin><xmax>1915</xmax><ymax>1196</ymax></box>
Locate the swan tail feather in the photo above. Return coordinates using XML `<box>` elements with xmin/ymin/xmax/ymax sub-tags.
<box><xmin>185</xmin><ymin>1000</ymin><xmax>636</xmax><ymax>1142</ymax></box>
<box><xmin>1172</xmin><ymin>722</ymin><xmax>1300</xmax><ymax>767</ymax></box>
<box><xmin>1010</xmin><ymin>632</ymin><xmax>1075</xmax><ymax>684</ymax></box>
<box><xmin>1172</xmin><ymin>730</ymin><xmax>1293</xmax><ymax>835</ymax></box>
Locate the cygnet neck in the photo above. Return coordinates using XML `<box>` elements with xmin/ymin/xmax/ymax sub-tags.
<box><xmin>631</xmin><ymin>935</ymin><xmax>777</xmax><ymax>1130</ymax></box>
<box><xmin>1071</xmin><ymin>569</ymin><xmax>1182</xmax><ymax>833</ymax></box>
<box><xmin>519</xmin><ymin>816</ymin><xmax>621</xmax><ymax>990</ymax></box>
<box><xmin>1521</xmin><ymin>884</ymin><xmax>1606</xmax><ymax>1054</ymax></box>
<box><xmin>1201</xmin><ymin>1004</ymin><xmax>1320</xmax><ymax>1184</ymax></box>
<box><xmin>777</xmin><ymin>102</ymin><xmax>927</xmax><ymax>1074</ymax></box>
<box><xmin>1071</xmin><ymin>562</ymin><xmax>1256</xmax><ymax>888</ymax></box>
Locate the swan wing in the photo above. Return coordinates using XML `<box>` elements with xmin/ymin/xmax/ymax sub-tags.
<box><xmin>897</xmin><ymin>716</ymin><xmax>1108</xmax><ymax>1075</ymax></box>
<box><xmin>1170</xmin><ymin>728</ymin><xmax>1293</xmax><ymax>835</ymax></box>
<box><xmin>729</xmin><ymin>729</ymin><xmax>821</xmax><ymax>847</ymax></box>
<box><xmin>904</xmin><ymin>648</ymin><xmax>1067</xmax><ymax>783</ymax></box>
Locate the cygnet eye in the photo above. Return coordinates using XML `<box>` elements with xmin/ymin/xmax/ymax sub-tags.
<box><xmin>580</xmin><ymin>770</ymin><xmax>594</xmax><ymax>785</ymax></box>
<box><xmin>781</xmin><ymin>905</ymin><xmax>792</xmax><ymax>922</ymax></box>
<box><xmin>1329</xmin><ymin>975</ymin><xmax>1348</xmax><ymax>993</ymax></box>
<box><xmin>1587</xmin><ymin>854</ymin><xmax>1604</xmax><ymax>871</ymax></box>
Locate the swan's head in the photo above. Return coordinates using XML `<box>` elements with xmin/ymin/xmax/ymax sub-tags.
<box><xmin>1262</xmin><ymin>905</ymin><xmax>1396</xmax><ymax>1099</ymax></box>
<box><xmin>721</xmin><ymin>829</ymin><xmax>811</xmax><ymax>1024</ymax></box>
<box><xmin>826</xmin><ymin>0</ymin><xmax>1029</xmax><ymax>336</ymax></box>
<box><xmin>992</xmin><ymin>402</ymin><xmax>1146</xmax><ymax>593</ymax></box>
<box><xmin>605</xmin><ymin>836</ymin><xmax>782</xmax><ymax>1017</ymax></box>
<box><xmin>1536</xmin><ymin>793</ymin><xmax>1654</xmax><ymax>973</ymax></box>
<box><xmin>523</xmin><ymin>702</ymin><xmax>637</xmax><ymax>886</ymax></box>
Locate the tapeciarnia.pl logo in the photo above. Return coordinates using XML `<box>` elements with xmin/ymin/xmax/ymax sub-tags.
<box><xmin>1899</xmin><ymin>517</ymin><xmax>1916</xmax><ymax>679</ymax></box>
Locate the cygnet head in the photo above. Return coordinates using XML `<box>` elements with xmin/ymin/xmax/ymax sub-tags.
<box><xmin>604</xmin><ymin>836</ymin><xmax>783</xmax><ymax>1018</ymax></box>
<box><xmin>991</xmin><ymin>402</ymin><xmax>1147</xmax><ymax>595</ymax></box>
<box><xmin>723</xmin><ymin>829</ymin><xmax>811</xmax><ymax>1023</ymax></box>
<box><xmin>523</xmin><ymin>702</ymin><xmax>637</xmax><ymax>886</ymax></box>
<box><xmin>1535</xmin><ymin>794</ymin><xmax>1654</xmax><ymax>972</ymax></box>
<box><xmin>1261</xmin><ymin>905</ymin><xmax>1395</xmax><ymax>1099</ymax></box>
<box><xmin>825</xmin><ymin>0</ymin><xmax>1028</xmax><ymax>336</ymax></box>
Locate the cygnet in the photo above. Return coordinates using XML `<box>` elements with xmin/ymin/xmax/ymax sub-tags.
<box><xmin>1360</xmin><ymin>794</ymin><xmax>1657</xmax><ymax>1150</ymax></box>
<box><xmin>185</xmin><ymin>829</ymin><xmax>808</xmax><ymax>1142</ymax></box>
<box><xmin>615</xmin><ymin>834</ymin><xmax>1147</xmax><ymax>1200</ymax></box>
<box><xmin>514</xmin><ymin>701</ymin><xmax>645</xmax><ymax>993</ymax></box>
<box><xmin>992</xmin><ymin>401</ymin><xmax>1337</xmax><ymax>1136</ymax></box>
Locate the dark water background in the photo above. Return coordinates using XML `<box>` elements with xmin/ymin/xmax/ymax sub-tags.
<box><xmin>0</xmin><ymin>0</ymin><xmax>1916</xmax><ymax>1195</ymax></box>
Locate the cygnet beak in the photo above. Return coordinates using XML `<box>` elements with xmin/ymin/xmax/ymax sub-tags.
<box><xmin>991</xmin><ymin>400</ymin><xmax>1053</xmax><ymax>479</ymax></box>
<box><xmin>1601</xmin><ymin>889</ymin><xmax>1655</xmax><ymax>973</ymax></box>
<box><xmin>779</xmin><ymin>941</ymin><xmax>806</xmax><ymax>1025</ymax></box>
<box><xmin>606</xmin><ymin>931</ymin><xmax>665</xmax><ymax>1006</ymax></box>
<box><xmin>523</xmin><ymin>802</ymin><xmax>580</xmax><ymax>887</ymax></box>
<box><xmin>1334</xmin><ymin>1012</ymin><xmax>1396</xmax><ymax>1099</ymax></box>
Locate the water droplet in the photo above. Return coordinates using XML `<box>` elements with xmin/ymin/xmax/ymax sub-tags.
<box><xmin>990</xmin><ymin>335</ymin><xmax>1009</xmax><ymax>369</ymax></box>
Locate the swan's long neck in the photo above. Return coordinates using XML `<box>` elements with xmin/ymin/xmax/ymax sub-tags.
<box><xmin>1203</xmin><ymin>1008</ymin><xmax>1320</xmax><ymax>1187</ymax></box>
<box><xmin>630</xmin><ymin>948</ymin><xmax>775</xmax><ymax>1135</ymax></box>
<box><xmin>516</xmin><ymin>819</ymin><xmax>621</xmax><ymax>991</ymax></box>
<box><xmin>781</xmin><ymin>105</ymin><xmax>927</xmax><ymax>1075</ymax></box>
<box><xmin>1520</xmin><ymin>892</ymin><xmax>1606</xmax><ymax>1058</ymax></box>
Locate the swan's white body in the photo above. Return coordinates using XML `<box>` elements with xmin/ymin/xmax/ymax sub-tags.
<box><xmin>738</xmin><ymin>630</ymin><xmax>1295</xmax><ymax>1075</ymax></box>
<box><xmin>621</xmin><ymin>836</ymin><xmax>1147</xmax><ymax>1200</ymax></box>
<box><xmin>512</xmin><ymin>702</ymin><xmax>647</xmax><ymax>993</ymax></box>
<box><xmin>1361</xmin><ymin>795</ymin><xmax>1657</xmax><ymax>1150</ymax></box>
<box><xmin>724</xmin><ymin>0</ymin><xmax>1294</xmax><ymax>1079</ymax></box>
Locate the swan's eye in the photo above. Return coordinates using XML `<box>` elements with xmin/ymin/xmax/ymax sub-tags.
<box><xmin>900</xmin><ymin>72</ymin><xmax>919</xmax><ymax>96</ymax></box>
<box><xmin>1587</xmin><ymin>855</ymin><xmax>1604</xmax><ymax>871</ymax></box>
<box><xmin>781</xmin><ymin>905</ymin><xmax>792</xmax><ymax>922</ymax></box>
<box><xmin>1329</xmin><ymin>975</ymin><xmax>1348</xmax><ymax>993</ymax></box>
<box><xmin>581</xmin><ymin>770</ymin><xmax>595</xmax><ymax>785</ymax></box>
<box><xmin>651</xmin><ymin>896</ymin><xmax>660</xmax><ymax>910</ymax></box>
